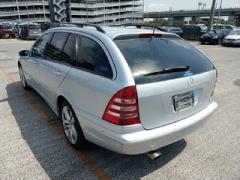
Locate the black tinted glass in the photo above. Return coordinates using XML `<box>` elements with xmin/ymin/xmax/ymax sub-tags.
<box><xmin>76</xmin><ymin>35</ymin><xmax>113</xmax><ymax>78</ymax></box>
<box><xmin>31</xmin><ymin>33</ymin><xmax>49</xmax><ymax>57</ymax></box>
<box><xmin>44</xmin><ymin>32</ymin><xmax>69</xmax><ymax>61</ymax></box>
<box><xmin>62</xmin><ymin>33</ymin><xmax>76</xmax><ymax>64</ymax></box>
<box><xmin>29</xmin><ymin>25</ymin><xmax>41</xmax><ymax>30</ymax></box>
<box><xmin>114</xmin><ymin>36</ymin><xmax>214</xmax><ymax>84</ymax></box>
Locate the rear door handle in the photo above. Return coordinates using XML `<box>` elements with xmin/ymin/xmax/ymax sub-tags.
<box><xmin>53</xmin><ymin>69</ymin><xmax>66</xmax><ymax>77</ymax></box>
<box><xmin>53</xmin><ymin>69</ymin><xmax>61</xmax><ymax>76</ymax></box>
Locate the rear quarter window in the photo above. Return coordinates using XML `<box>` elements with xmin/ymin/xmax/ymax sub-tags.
<box><xmin>114</xmin><ymin>35</ymin><xmax>214</xmax><ymax>84</ymax></box>
<box><xmin>76</xmin><ymin>35</ymin><xmax>113</xmax><ymax>78</ymax></box>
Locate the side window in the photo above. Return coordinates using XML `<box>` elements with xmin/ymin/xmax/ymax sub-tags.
<box><xmin>44</xmin><ymin>32</ymin><xmax>69</xmax><ymax>62</ymax></box>
<box><xmin>76</xmin><ymin>35</ymin><xmax>113</xmax><ymax>78</ymax></box>
<box><xmin>62</xmin><ymin>33</ymin><xmax>76</xmax><ymax>65</ymax></box>
<box><xmin>31</xmin><ymin>33</ymin><xmax>49</xmax><ymax>57</ymax></box>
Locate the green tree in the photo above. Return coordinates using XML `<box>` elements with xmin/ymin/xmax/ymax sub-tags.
<box><xmin>144</xmin><ymin>18</ymin><xmax>169</xmax><ymax>27</ymax></box>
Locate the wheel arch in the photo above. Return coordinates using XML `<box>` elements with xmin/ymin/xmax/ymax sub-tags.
<box><xmin>57</xmin><ymin>95</ymin><xmax>77</xmax><ymax>118</ymax></box>
<box><xmin>56</xmin><ymin>95</ymin><xmax>68</xmax><ymax>117</ymax></box>
<box><xmin>18</xmin><ymin>61</ymin><xmax>21</xmax><ymax>68</ymax></box>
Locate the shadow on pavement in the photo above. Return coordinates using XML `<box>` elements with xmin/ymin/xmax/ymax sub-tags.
<box><xmin>6</xmin><ymin>81</ymin><xmax>186</xmax><ymax>179</ymax></box>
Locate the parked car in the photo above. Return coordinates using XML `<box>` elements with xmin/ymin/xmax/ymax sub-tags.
<box><xmin>182</xmin><ymin>24</ymin><xmax>208</xmax><ymax>40</ymax></box>
<box><xmin>213</xmin><ymin>23</ymin><xmax>237</xmax><ymax>30</ymax></box>
<box><xmin>160</xmin><ymin>27</ymin><xmax>183</xmax><ymax>37</ymax></box>
<box><xmin>18</xmin><ymin>26</ymin><xmax>218</xmax><ymax>155</ymax></box>
<box><xmin>196</xmin><ymin>24</ymin><xmax>208</xmax><ymax>33</ymax></box>
<box><xmin>0</xmin><ymin>23</ymin><xmax>16</xmax><ymax>39</ymax></box>
<box><xmin>123</xmin><ymin>25</ymin><xmax>183</xmax><ymax>37</ymax></box>
<box><xmin>223</xmin><ymin>29</ymin><xmax>240</xmax><ymax>46</ymax></box>
<box><xmin>41</xmin><ymin>22</ymin><xmax>77</xmax><ymax>32</ymax></box>
<box><xmin>18</xmin><ymin>22</ymin><xmax>42</xmax><ymax>40</ymax></box>
<box><xmin>40</xmin><ymin>22</ymin><xmax>59</xmax><ymax>32</ymax></box>
<box><xmin>225</xmin><ymin>25</ymin><xmax>237</xmax><ymax>30</ymax></box>
<box><xmin>200</xmin><ymin>29</ymin><xmax>230</xmax><ymax>45</ymax></box>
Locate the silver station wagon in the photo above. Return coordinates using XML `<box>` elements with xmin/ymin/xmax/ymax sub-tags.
<box><xmin>18</xmin><ymin>25</ymin><xmax>218</xmax><ymax>155</ymax></box>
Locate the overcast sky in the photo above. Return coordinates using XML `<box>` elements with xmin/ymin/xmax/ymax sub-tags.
<box><xmin>144</xmin><ymin>0</ymin><xmax>240</xmax><ymax>12</ymax></box>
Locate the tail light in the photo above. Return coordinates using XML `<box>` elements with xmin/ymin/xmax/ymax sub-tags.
<box><xmin>102</xmin><ymin>86</ymin><xmax>140</xmax><ymax>125</ymax></box>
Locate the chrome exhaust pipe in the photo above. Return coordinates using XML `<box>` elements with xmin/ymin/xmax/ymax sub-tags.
<box><xmin>146</xmin><ymin>150</ymin><xmax>162</xmax><ymax>160</ymax></box>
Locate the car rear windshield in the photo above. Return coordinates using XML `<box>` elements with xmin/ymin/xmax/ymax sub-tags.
<box><xmin>114</xmin><ymin>35</ymin><xmax>214</xmax><ymax>84</ymax></box>
<box><xmin>29</xmin><ymin>25</ymin><xmax>41</xmax><ymax>30</ymax></box>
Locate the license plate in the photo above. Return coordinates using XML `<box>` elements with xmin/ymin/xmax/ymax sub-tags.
<box><xmin>173</xmin><ymin>92</ymin><xmax>194</xmax><ymax>112</ymax></box>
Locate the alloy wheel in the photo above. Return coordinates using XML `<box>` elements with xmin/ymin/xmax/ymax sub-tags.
<box><xmin>19</xmin><ymin>67</ymin><xmax>27</xmax><ymax>88</ymax></box>
<box><xmin>62</xmin><ymin>105</ymin><xmax>78</xmax><ymax>144</ymax></box>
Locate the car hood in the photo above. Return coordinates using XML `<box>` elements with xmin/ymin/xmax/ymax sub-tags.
<box><xmin>225</xmin><ymin>35</ymin><xmax>240</xmax><ymax>40</ymax></box>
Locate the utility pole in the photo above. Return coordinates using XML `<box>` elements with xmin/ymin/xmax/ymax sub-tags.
<box><xmin>218</xmin><ymin>0</ymin><xmax>223</xmax><ymax>24</ymax></box>
<box><xmin>209</xmin><ymin>0</ymin><xmax>217</xmax><ymax>30</ymax></box>
<box><xmin>42</xmin><ymin>0</ymin><xmax>47</xmax><ymax>23</ymax></box>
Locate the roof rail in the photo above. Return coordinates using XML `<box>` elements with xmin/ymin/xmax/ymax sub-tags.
<box><xmin>111</xmin><ymin>24</ymin><xmax>165</xmax><ymax>31</ymax></box>
<box><xmin>134</xmin><ymin>24</ymin><xmax>165</xmax><ymax>31</ymax></box>
<box><xmin>71</xmin><ymin>23</ymin><xmax>105</xmax><ymax>33</ymax></box>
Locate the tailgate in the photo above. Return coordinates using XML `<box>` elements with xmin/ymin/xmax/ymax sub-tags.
<box><xmin>137</xmin><ymin>70</ymin><xmax>216</xmax><ymax>130</ymax></box>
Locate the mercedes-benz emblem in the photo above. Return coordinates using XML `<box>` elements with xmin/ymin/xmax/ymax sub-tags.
<box><xmin>189</xmin><ymin>77</ymin><xmax>194</xmax><ymax>86</ymax></box>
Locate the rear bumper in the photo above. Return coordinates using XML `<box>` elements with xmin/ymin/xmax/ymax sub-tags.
<box><xmin>80</xmin><ymin>101</ymin><xmax>218</xmax><ymax>155</ymax></box>
<box><xmin>200</xmin><ymin>38</ymin><xmax>218</xmax><ymax>44</ymax></box>
<box><xmin>0</xmin><ymin>33</ymin><xmax>15</xmax><ymax>38</ymax></box>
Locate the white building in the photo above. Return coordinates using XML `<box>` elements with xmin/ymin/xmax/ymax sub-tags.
<box><xmin>70</xmin><ymin>0</ymin><xmax>143</xmax><ymax>25</ymax></box>
<box><xmin>0</xmin><ymin>0</ymin><xmax>143</xmax><ymax>25</ymax></box>
<box><xmin>0</xmin><ymin>0</ymin><xmax>49</xmax><ymax>23</ymax></box>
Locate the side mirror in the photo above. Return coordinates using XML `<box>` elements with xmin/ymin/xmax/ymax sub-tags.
<box><xmin>19</xmin><ymin>50</ymin><xmax>30</xmax><ymax>57</ymax></box>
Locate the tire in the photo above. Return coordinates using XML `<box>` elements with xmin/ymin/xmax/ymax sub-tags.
<box><xmin>60</xmin><ymin>100</ymin><xmax>86</xmax><ymax>149</ymax></box>
<box><xmin>19</xmin><ymin>66</ymin><xmax>29</xmax><ymax>89</ymax></box>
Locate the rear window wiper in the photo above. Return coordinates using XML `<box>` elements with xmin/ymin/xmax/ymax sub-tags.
<box><xmin>143</xmin><ymin>66</ymin><xmax>190</xmax><ymax>76</ymax></box>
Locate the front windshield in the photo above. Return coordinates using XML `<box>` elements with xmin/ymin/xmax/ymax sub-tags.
<box><xmin>230</xmin><ymin>30</ymin><xmax>240</xmax><ymax>35</ymax></box>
